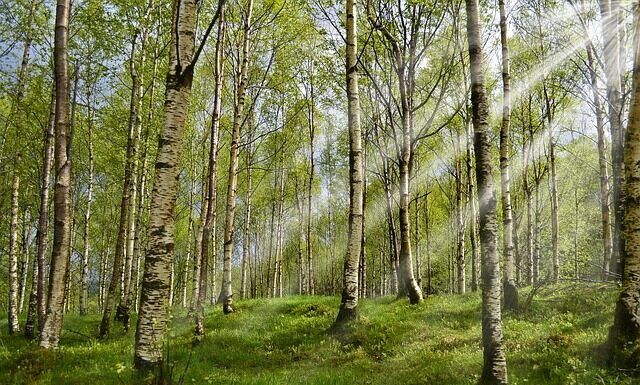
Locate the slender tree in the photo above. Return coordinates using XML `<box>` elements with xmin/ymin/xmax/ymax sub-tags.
<box><xmin>608</xmin><ymin>3</ymin><xmax>640</xmax><ymax>365</ymax></box>
<box><xmin>599</xmin><ymin>0</ymin><xmax>625</xmax><ymax>276</ymax></box>
<box><xmin>334</xmin><ymin>0</ymin><xmax>363</xmax><ymax>326</ymax></box>
<box><xmin>79</xmin><ymin>78</ymin><xmax>95</xmax><ymax>316</ymax></box>
<box><xmin>220</xmin><ymin>0</ymin><xmax>254</xmax><ymax>314</ymax></box>
<box><xmin>498</xmin><ymin>0</ymin><xmax>517</xmax><ymax>309</ymax></box>
<box><xmin>40</xmin><ymin>0</ymin><xmax>73</xmax><ymax>350</ymax></box>
<box><xmin>25</xmin><ymin>88</ymin><xmax>55</xmax><ymax>338</ymax></box>
<box><xmin>465</xmin><ymin>0</ymin><xmax>508</xmax><ymax>381</ymax></box>
<box><xmin>134</xmin><ymin>0</ymin><xmax>225</xmax><ymax>369</ymax></box>
<box><xmin>8</xmin><ymin>154</ymin><xmax>21</xmax><ymax>334</ymax></box>
<box><xmin>196</xmin><ymin>4</ymin><xmax>225</xmax><ymax>335</ymax></box>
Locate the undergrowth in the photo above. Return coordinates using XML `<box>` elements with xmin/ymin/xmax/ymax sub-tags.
<box><xmin>0</xmin><ymin>283</ymin><xmax>631</xmax><ymax>384</ymax></box>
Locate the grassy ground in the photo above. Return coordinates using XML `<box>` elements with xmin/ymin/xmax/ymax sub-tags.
<box><xmin>0</xmin><ymin>283</ymin><xmax>632</xmax><ymax>384</ymax></box>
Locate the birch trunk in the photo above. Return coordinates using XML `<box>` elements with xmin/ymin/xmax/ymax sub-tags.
<box><xmin>79</xmin><ymin>93</ymin><xmax>94</xmax><ymax>316</ymax></box>
<box><xmin>25</xmin><ymin>89</ymin><xmax>54</xmax><ymax>337</ymax></box>
<box><xmin>467</xmin><ymin>122</ymin><xmax>480</xmax><ymax>292</ymax></box>
<box><xmin>359</xmin><ymin>147</ymin><xmax>368</xmax><ymax>298</ymax></box>
<box><xmin>335</xmin><ymin>0</ymin><xmax>363</xmax><ymax>325</ymax></box>
<box><xmin>609</xmin><ymin>8</ymin><xmax>640</xmax><ymax>363</ymax></box>
<box><xmin>101</xmin><ymin>35</ymin><xmax>141</xmax><ymax>337</ymax></box>
<box><xmin>8</xmin><ymin>155</ymin><xmax>21</xmax><ymax>334</ymax></box>
<box><xmin>40</xmin><ymin>0</ymin><xmax>72</xmax><ymax>350</ymax></box>
<box><xmin>220</xmin><ymin>0</ymin><xmax>253</xmax><ymax>314</ymax></box>
<box><xmin>524</xmin><ymin>140</ymin><xmax>534</xmax><ymax>286</ymax></box>
<box><xmin>599</xmin><ymin>0</ymin><xmax>625</xmax><ymax>276</ymax></box>
<box><xmin>22</xmin><ymin>1</ymin><xmax>45</xmax><ymax>339</ymax></box>
<box><xmin>499</xmin><ymin>0</ymin><xmax>517</xmax><ymax>309</ymax></box>
<box><xmin>307</xmin><ymin>79</ymin><xmax>316</xmax><ymax>296</ymax></box>
<box><xmin>18</xmin><ymin>210</ymin><xmax>31</xmax><ymax>315</ymax></box>
<box><xmin>586</xmin><ymin>44</ymin><xmax>613</xmax><ymax>280</ymax></box>
<box><xmin>195</xmin><ymin>6</ymin><xmax>224</xmax><ymax>334</ymax></box>
<box><xmin>275</xmin><ymin>166</ymin><xmax>285</xmax><ymax>298</ymax></box>
<box><xmin>456</xmin><ymin>136</ymin><xmax>466</xmax><ymax>294</ymax></box>
<box><xmin>134</xmin><ymin>0</ymin><xmax>209</xmax><ymax>369</ymax></box>
<box><xmin>241</xmin><ymin>106</ymin><xmax>253</xmax><ymax>300</ymax></box>
<box><xmin>465</xmin><ymin>0</ymin><xmax>508</xmax><ymax>380</ymax></box>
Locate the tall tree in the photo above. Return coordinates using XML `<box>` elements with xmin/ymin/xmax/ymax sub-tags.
<box><xmin>79</xmin><ymin>77</ymin><xmax>95</xmax><ymax>316</ymax></box>
<box><xmin>134</xmin><ymin>0</ymin><xmax>225</xmax><ymax>369</ymax></box>
<box><xmin>498</xmin><ymin>0</ymin><xmax>517</xmax><ymax>309</ymax></box>
<box><xmin>220</xmin><ymin>0</ymin><xmax>254</xmax><ymax>315</ymax></box>
<box><xmin>608</xmin><ymin>2</ymin><xmax>640</xmax><ymax>366</ymax></box>
<box><xmin>334</xmin><ymin>0</ymin><xmax>363</xmax><ymax>326</ymax></box>
<box><xmin>465</xmin><ymin>0</ymin><xmax>508</xmax><ymax>381</ymax></box>
<box><xmin>599</xmin><ymin>0</ymin><xmax>625</xmax><ymax>276</ymax></box>
<box><xmin>40</xmin><ymin>0</ymin><xmax>73</xmax><ymax>350</ymax></box>
<box><xmin>25</xmin><ymin>88</ymin><xmax>55</xmax><ymax>338</ymax></box>
<box><xmin>8</xmin><ymin>154</ymin><xmax>21</xmax><ymax>334</ymax></box>
<box><xmin>195</xmin><ymin>4</ymin><xmax>225</xmax><ymax>335</ymax></box>
<box><xmin>102</xmin><ymin>25</ymin><xmax>145</xmax><ymax>337</ymax></box>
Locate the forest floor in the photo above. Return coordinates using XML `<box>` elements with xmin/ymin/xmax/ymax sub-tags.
<box><xmin>0</xmin><ymin>283</ymin><xmax>632</xmax><ymax>385</ymax></box>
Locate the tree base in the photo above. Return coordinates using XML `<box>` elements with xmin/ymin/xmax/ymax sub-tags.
<box><xmin>503</xmin><ymin>281</ymin><xmax>518</xmax><ymax>311</ymax></box>
<box><xmin>331</xmin><ymin>304</ymin><xmax>358</xmax><ymax>335</ymax></box>
<box><xmin>134</xmin><ymin>356</ymin><xmax>170</xmax><ymax>385</ymax></box>
<box><xmin>607</xmin><ymin>294</ymin><xmax>640</xmax><ymax>369</ymax></box>
<box><xmin>115</xmin><ymin>304</ymin><xmax>131</xmax><ymax>332</ymax></box>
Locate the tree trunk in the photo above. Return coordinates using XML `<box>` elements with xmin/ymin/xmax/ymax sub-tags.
<box><xmin>18</xmin><ymin>209</ymin><xmax>31</xmax><ymax>315</ymax></box>
<box><xmin>25</xmin><ymin>4</ymin><xmax>48</xmax><ymax>341</ymax></box>
<box><xmin>414</xmin><ymin>195</ymin><xmax>421</xmax><ymax>294</ymax></box>
<box><xmin>465</xmin><ymin>0</ymin><xmax>508</xmax><ymax>380</ymax></box>
<box><xmin>275</xmin><ymin>166</ymin><xmax>285</xmax><ymax>298</ymax></box>
<box><xmin>241</xmin><ymin>106</ymin><xmax>253</xmax><ymax>300</ymax></box>
<box><xmin>425</xmin><ymin>194</ymin><xmax>432</xmax><ymax>296</ymax></box>
<box><xmin>79</xmin><ymin>93</ymin><xmax>94</xmax><ymax>316</ymax></box>
<box><xmin>40</xmin><ymin>0</ymin><xmax>72</xmax><ymax>350</ymax></box>
<box><xmin>334</xmin><ymin>0</ymin><xmax>363</xmax><ymax>326</ymax></box>
<box><xmin>134</xmin><ymin>0</ymin><xmax>211</xmax><ymax>370</ymax></box>
<box><xmin>359</xmin><ymin>145</ymin><xmax>368</xmax><ymax>298</ymax></box>
<box><xmin>467</xmin><ymin>119</ymin><xmax>479</xmax><ymax>292</ymax></box>
<box><xmin>548</xmin><ymin>126</ymin><xmax>559</xmax><ymax>284</ymax></box>
<box><xmin>307</xmin><ymin>78</ymin><xmax>316</xmax><ymax>296</ymax></box>
<box><xmin>608</xmin><ymin>9</ymin><xmax>640</xmax><ymax>364</ymax></box>
<box><xmin>524</xmin><ymin>140</ymin><xmax>534</xmax><ymax>286</ymax></box>
<box><xmin>102</xmin><ymin>35</ymin><xmax>141</xmax><ymax>337</ymax></box>
<box><xmin>241</xmin><ymin>179</ymin><xmax>251</xmax><ymax>300</ymax></box>
<box><xmin>456</xmin><ymin>135</ymin><xmax>466</xmax><ymax>295</ymax></box>
<box><xmin>586</xmin><ymin>43</ymin><xmax>613</xmax><ymax>280</ymax></box>
<box><xmin>534</xmin><ymin>176</ymin><xmax>541</xmax><ymax>285</ymax></box>
<box><xmin>599</xmin><ymin>0</ymin><xmax>625</xmax><ymax>277</ymax></box>
<box><xmin>133</xmin><ymin>46</ymin><xmax>159</xmax><ymax>313</ymax></box>
<box><xmin>541</xmin><ymin>81</ymin><xmax>560</xmax><ymax>285</ymax></box>
<box><xmin>8</xmin><ymin>154</ymin><xmax>21</xmax><ymax>334</ymax></box>
<box><xmin>399</xmin><ymin>151</ymin><xmax>422</xmax><ymax>303</ymax></box>
<box><xmin>184</xmin><ymin>174</ymin><xmax>196</xmax><ymax>308</ymax></box>
<box><xmin>221</xmin><ymin>0</ymin><xmax>253</xmax><ymax>315</ymax></box>
<box><xmin>383</xmin><ymin>161</ymin><xmax>399</xmax><ymax>294</ymax></box>
<box><xmin>499</xmin><ymin>0</ymin><xmax>517</xmax><ymax>309</ymax></box>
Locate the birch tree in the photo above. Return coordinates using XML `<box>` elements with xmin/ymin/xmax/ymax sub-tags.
<box><xmin>134</xmin><ymin>0</ymin><xmax>225</xmax><ymax>370</ymax></box>
<box><xmin>335</xmin><ymin>0</ymin><xmax>363</xmax><ymax>326</ymax></box>
<box><xmin>465</xmin><ymin>0</ymin><xmax>508</xmax><ymax>380</ymax></box>
<box><xmin>608</xmin><ymin>2</ymin><xmax>640</xmax><ymax>366</ymax></box>
<box><xmin>40</xmin><ymin>0</ymin><xmax>73</xmax><ymax>350</ymax></box>
<box><xmin>220</xmin><ymin>0</ymin><xmax>254</xmax><ymax>315</ymax></box>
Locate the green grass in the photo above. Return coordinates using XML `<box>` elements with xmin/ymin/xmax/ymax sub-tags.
<box><xmin>0</xmin><ymin>284</ymin><xmax>633</xmax><ymax>384</ymax></box>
